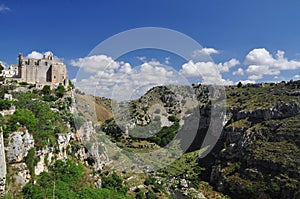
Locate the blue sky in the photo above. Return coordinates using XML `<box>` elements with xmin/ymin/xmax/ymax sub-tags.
<box><xmin>1</xmin><ymin>0</ymin><xmax>300</xmax><ymax>97</ymax></box>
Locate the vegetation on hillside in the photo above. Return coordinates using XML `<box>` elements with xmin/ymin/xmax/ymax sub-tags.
<box><xmin>1</xmin><ymin>80</ymin><xmax>300</xmax><ymax>199</ymax></box>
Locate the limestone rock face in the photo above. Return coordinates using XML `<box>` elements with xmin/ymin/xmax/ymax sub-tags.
<box><xmin>0</xmin><ymin>132</ymin><xmax>6</xmax><ymax>197</ymax></box>
<box><xmin>11</xmin><ymin>163</ymin><xmax>31</xmax><ymax>187</ymax></box>
<box><xmin>34</xmin><ymin>147</ymin><xmax>51</xmax><ymax>176</ymax></box>
<box><xmin>77</xmin><ymin>121</ymin><xmax>95</xmax><ymax>142</ymax></box>
<box><xmin>87</xmin><ymin>142</ymin><xmax>109</xmax><ymax>171</ymax></box>
<box><xmin>57</xmin><ymin>132</ymin><xmax>73</xmax><ymax>159</ymax></box>
<box><xmin>206</xmin><ymin>104</ymin><xmax>300</xmax><ymax>199</ymax></box>
<box><xmin>236</xmin><ymin>103</ymin><xmax>299</xmax><ymax>120</ymax></box>
<box><xmin>7</xmin><ymin>130</ymin><xmax>34</xmax><ymax>163</ymax></box>
<box><xmin>34</xmin><ymin>132</ymin><xmax>73</xmax><ymax>176</ymax></box>
<box><xmin>78</xmin><ymin>121</ymin><xmax>110</xmax><ymax>171</ymax></box>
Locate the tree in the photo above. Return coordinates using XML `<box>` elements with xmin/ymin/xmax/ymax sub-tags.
<box><xmin>10</xmin><ymin>108</ymin><xmax>38</xmax><ymax>132</ymax></box>
<box><xmin>68</xmin><ymin>80</ymin><xmax>75</xmax><ymax>89</ymax></box>
<box><xmin>56</xmin><ymin>85</ymin><xmax>66</xmax><ymax>98</ymax></box>
<box><xmin>101</xmin><ymin>172</ymin><xmax>127</xmax><ymax>194</ymax></box>
<box><xmin>0</xmin><ymin>99</ymin><xmax>11</xmax><ymax>110</ymax></box>
<box><xmin>237</xmin><ymin>81</ymin><xmax>243</xmax><ymax>88</ymax></box>
<box><xmin>0</xmin><ymin>63</ymin><xmax>4</xmax><ymax>73</ymax></box>
<box><xmin>41</xmin><ymin>85</ymin><xmax>51</xmax><ymax>95</ymax></box>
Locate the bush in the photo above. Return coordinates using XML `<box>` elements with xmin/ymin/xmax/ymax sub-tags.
<box><xmin>146</xmin><ymin>191</ymin><xmax>158</xmax><ymax>199</ymax></box>
<box><xmin>269</xmin><ymin>181</ymin><xmax>280</xmax><ymax>197</ymax></box>
<box><xmin>147</xmin><ymin>121</ymin><xmax>179</xmax><ymax>147</ymax></box>
<box><xmin>144</xmin><ymin>177</ymin><xmax>156</xmax><ymax>186</ymax></box>
<box><xmin>237</xmin><ymin>81</ymin><xmax>243</xmax><ymax>88</ymax></box>
<box><xmin>0</xmin><ymin>99</ymin><xmax>11</xmax><ymax>110</ymax></box>
<box><xmin>10</xmin><ymin>108</ymin><xmax>38</xmax><ymax>132</ymax></box>
<box><xmin>68</xmin><ymin>80</ymin><xmax>75</xmax><ymax>89</ymax></box>
<box><xmin>168</xmin><ymin>115</ymin><xmax>179</xmax><ymax>122</ymax></box>
<box><xmin>19</xmin><ymin>82</ymin><xmax>29</xmax><ymax>86</ymax></box>
<box><xmin>41</xmin><ymin>85</ymin><xmax>51</xmax><ymax>95</ymax></box>
<box><xmin>25</xmin><ymin>148</ymin><xmax>39</xmax><ymax>178</ymax></box>
<box><xmin>56</xmin><ymin>85</ymin><xmax>66</xmax><ymax>98</ymax></box>
<box><xmin>42</xmin><ymin>95</ymin><xmax>58</xmax><ymax>102</ymax></box>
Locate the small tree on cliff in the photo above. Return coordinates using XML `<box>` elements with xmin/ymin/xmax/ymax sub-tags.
<box><xmin>55</xmin><ymin>85</ymin><xmax>66</xmax><ymax>98</ymax></box>
<box><xmin>41</xmin><ymin>85</ymin><xmax>51</xmax><ymax>95</ymax></box>
<box><xmin>237</xmin><ymin>81</ymin><xmax>243</xmax><ymax>88</ymax></box>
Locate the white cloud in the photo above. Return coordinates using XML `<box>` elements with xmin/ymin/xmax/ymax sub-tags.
<box><xmin>246</xmin><ymin>64</ymin><xmax>280</xmax><ymax>76</ymax></box>
<box><xmin>217</xmin><ymin>58</ymin><xmax>240</xmax><ymax>72</ymax></box>
<box><xmin>233</xmin><ymin>68</ymin><xmax>244</xmax><ymax>76</ymax></box>
<box><xmin>192</xmin><ymin>47</ymin><xmax>219</xmax><ymax>57</ymax></box>
<box><xmin>70</xmin><ymin>55</ymin><xmax>120</xmax><ymax>73</ymax></box>
<box><xmin>244</xmin><ymin>48</ymin><xmax>300</xmax><ymax>80</ymax></box>
<box><xmin>27</xmin><ymin>51</ymin><xmax>45</xmax><ymax>59</ymax></box>
<box><xmin>179</xmin><ymin>60</ymin><xmax>232</xmax><ymax>85</ymax></box>
<box><xmin>248</xmin><ymin>74</ymin><xmax>263</xmax><ymax>80</ymax></box>
<box><xmin>137</xmin><ymin>56</ymin><xmax>147</xmax><ymax>63</ymax></box>
<box><xmin>0</xmin><ymin>61</ymin><xmax>8</xmax><ymax>68</ymax></box>
<box><xmin>179</xmin><ymin>56</ymin><xmax>239</xmax><ymax>85</ymax></box>
<box><xmin>165</xmin><ymin>57</ymin><xmax>170</xmax><ymax>65</ymax></box>
<box><xmin>73</xmin><ymin>55</ymin><xmax>185</xmax><ymax>101</ymax></box>
<box><xmin>26</xmin><ymin>51</ymin><xmax>62</xmax><ymax>62</ymax></box>
<box><xmin>235</xmin><ymin>79</ymin><xmax>256</xmax><ymax>85</ymax></box>
<box><xmin>0</xmin><ymin>4</ymin><xmax>10</xmax><ymax>13</ymax></box>
<box><xmin>293</xmin><ymin>75</ymin><xmax>300</xmax><ymax>80</ymax></box>
<box><xmin>245</xmin><ymin>48</ymin><xmax>274</xmax><ymax>66</ymax></box>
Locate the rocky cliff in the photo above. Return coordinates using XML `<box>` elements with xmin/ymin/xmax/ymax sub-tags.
<box><xmin>0</xmin><ymin>132</ymin><xmax>6</xmax><ymax>198</ymax></box>
<box><xmin>1</xmin><ymin>80</ymin><xmax>299</xmax><ymax>199</ymax></box>
<box><xmin>199</xmin><ymin>81</ymin><xmax>300</xmax><ymax>199</ymax></box>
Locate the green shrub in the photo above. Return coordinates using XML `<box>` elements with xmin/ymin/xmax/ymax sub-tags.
<box><xmin>41</xmin><ymin>85</ymin><xmax>51</xmax><ymax>95</ymax></box>
<box><xmin>101</xmin><ymin>172</ymin><xmax>128</xmax><ymax>194</ymax></box>
<box><xmin>268</xmin><ymin>181</ymin><xmax>280</xmax><ymax>197</ymax></box>
<box><xmin>0</xmin><ymin>99</ymin><xmax>11</xmax><ymax>110</ymax></box>
<box><xmin>144</xmin><ymin>177</ymin><xmax>156</xmax><ymax>186</ymax></box>
<box><xmin>25</xmin><ymin>148</ymin><xmax>39</xmax><ymax>178</ymax></box>
<box><xmin>168</xmin><ymin>115</ymin><xmax>179</xmax><ymax>122</ymax></box>
<box><xmin>55</xmin><ymin>85</ymin><xmax>66</xmax><ymax>98</ymax></box>
<box><xmin>147</xmin><ymin>121</ymin><xmax>179</xmax><ymax>147</ymax></box>
<box><xmin>10</xmin><ymin>108</ymin><xmax>38</xmax><ymax>132</ymax></box>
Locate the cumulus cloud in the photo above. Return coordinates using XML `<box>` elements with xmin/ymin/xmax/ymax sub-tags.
<box><xmin>233</xmin><ymin>68</ymin><xmax>244</xmax><ymax>76</ymax></box>
<box><xmin>217</xmin><ymin>58</ymin><xmax>240</xmax><ymax>72</ymax></box>
<box><xmin>26</xmin><ymin>51</ymin><xmax>63</xmax><ymax>62</ymax></box>
<box><xmin>192</xmin><ymin>47</ymin><xmax>219</xmax><ymax>57</ymax></box>
<box><xmin>179</xmin><ymin>60</ymin><xmax>233</xmax><ymax>85</ymax></box>
<box><xmin>293</xmin><ymin>75</ymin><xmax>300</xmax><ymax>80</ymax></box>
<box><xmin>244</xmin><ymin>48</ymin><xmax>300</xmax><ymax>80</ymax></box>
<box><xmin>0</xmin><ymin>4</ymin><xmax>10</xmax><ymax>13</ymax></box>
<box><xmin>235</xmin><ymin>79</ymin><xmax>256</xmax><ymax>85</ymax></box>
<box><xmin>137</xmin><ymin>56</ymin><xmax>147</xmax><ymax>63</ymax></box>
<box><xmin>72</xmin><ymin>55</ymin><xmax>185</xmax><ymax>101</ymax></box>
<box><xmin>70</xmin><ymin>55</ymin><xmax>120</xmax><ymax>73</ymax></box>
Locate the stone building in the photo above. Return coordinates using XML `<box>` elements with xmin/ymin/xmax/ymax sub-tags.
<box><xmin>4</xmin><ymin>52</ymin><xmax>68</xmax><ymax>88</ymax></box>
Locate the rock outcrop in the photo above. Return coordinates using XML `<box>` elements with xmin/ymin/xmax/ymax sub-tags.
<box><xmin>77</xmin><ymin>121</ymin><xmax>110</xmax><ymax>171</ymax></box>
<box><xmin>0</xmin><ymin>132</ymin><xmax>6</xmax><ymax>198</ymax></box>
<box><xmin>205</xmin><ymin>103</ymin><xmax>300</xmax><ymax>199</ymax></box>
<box><xmin>7</xmin><ymin>130</ymin><xmax>34</xmax><ymax>164</ymax></box>
<box><xmin>235</xmin><ymin>103</ymin><xmax>299</xmax><ymax>120</ymax></box>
